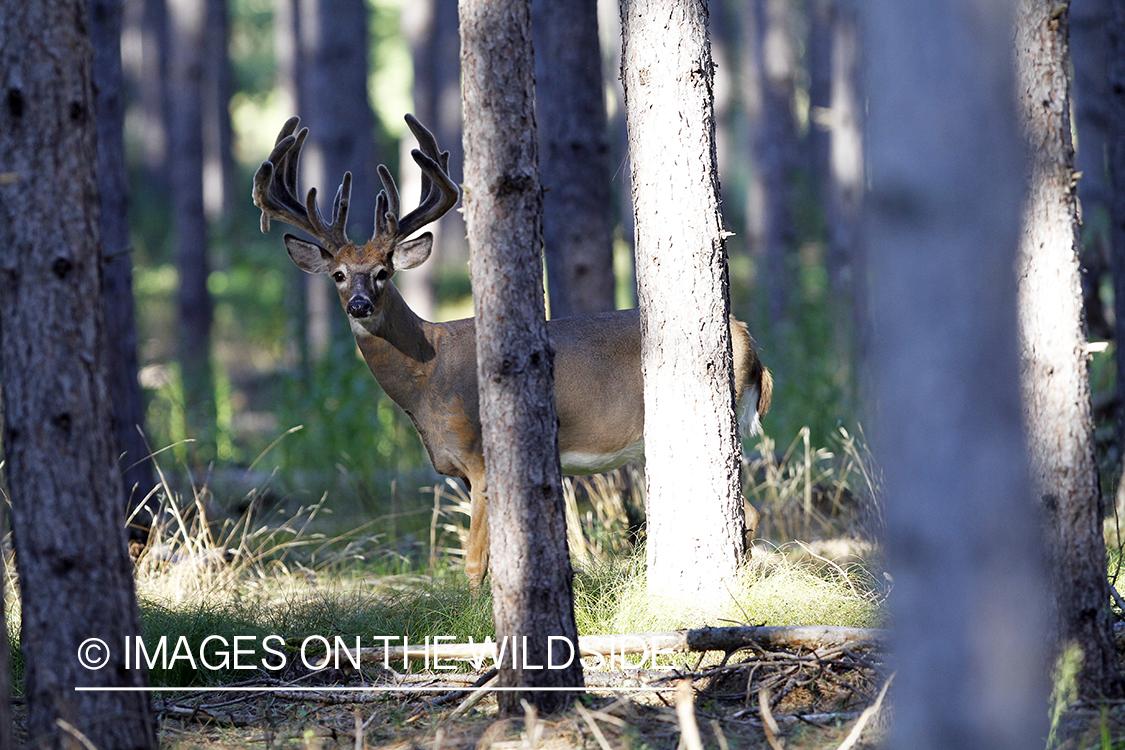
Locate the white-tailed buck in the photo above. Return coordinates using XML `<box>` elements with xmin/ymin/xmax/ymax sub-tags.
<box><xmin>254</xmin><ymin>115</ymin><xmax>772</xmax><ymax>588</ymax></box>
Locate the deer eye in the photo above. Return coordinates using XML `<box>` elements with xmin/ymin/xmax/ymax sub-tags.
<box><xmin>375</xmin><ymin>269</ymin><xmax>388</xmax><ymax>282</ymax></box>
<box><xmin>332</xmin><ymin>271</ymin><xmax>346</xmax><ymax>283</ymax></box>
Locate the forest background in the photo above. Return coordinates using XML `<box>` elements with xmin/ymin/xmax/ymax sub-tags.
<box><xmin>117</xmin><ymin>0</ymin><xmax>1120</xmax><ymax>543</ymax></box>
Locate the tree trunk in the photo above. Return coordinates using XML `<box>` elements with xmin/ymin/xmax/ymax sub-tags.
<box><xmin>1071</xmin><ymin>0</ymin><xmax>1112</xmax><ymax>341</ymax></box>
<box><xmin>91</xmin><ymin>0</ymin><xmax>161</xmax><ymax>534</ymax></box>
<box><xmin>533</xmin><ymin>0</ymin><xmax>616</xmax><ymax>319</ymax></box>
<box><xmin>298</xmin><ymin>0</ymin><xmax>378</xmax><ymax>356</ymax></box>
<box><xmin>0</xmin><ymin>0</ymin><xmax>158</xmax><ymax>745</ymax></box>
<box><xmin>399</xmin><ymin>0</ymin><xmax>465</xmax><ymax>320</ymax></box>
<box><xmin>619</xmin><ymin>0</ymin><xmax>745</xmax><ymax>601</ymax></box>
<box><xmin>1108</xmin><ymin>0</ymin><xmax>1125</xmax><ymax>451</ymax></box>
<box><xmin>863</xmin><ymin>2</ymin><xmax>1050</xmax><ymax>746</ymax></box>
<box><xmin>203</xmin><ymin>0</ymin><xmax>236</xmax><ymax>225</ymax></box>
<box><xmin>1015</xmin><ymin>0</ymin><xmax>1125</xmax><ymax>700</ymax></box>
<box><xmin>742</xmin><ymin>0</ymin><xmax>798</xmax><ymax>325</ymax></box>
<box><xmin>168</xmin><ymin>0</ymin><xmax>216</xmax><ymax>450</ymax></box>
<box><xmin>460</xmin><ymin>0</ymin><xmax>585</xmax><ymax>714</ymax></box>
<box><xmin>827</xmin><ymin>0</ymin><xmax>864</xmax><ymax>363</ymax></box>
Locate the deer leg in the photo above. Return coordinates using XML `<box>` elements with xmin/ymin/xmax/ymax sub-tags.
<box><xmin>463</xmin><ymin>467</ymin><xmax>490</xmax><ymax>592</ymax></box>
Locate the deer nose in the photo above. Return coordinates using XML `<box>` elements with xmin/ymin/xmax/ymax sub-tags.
<box><xmin>347</xmin><ymin>297</ymin><xmax>373</xmax><ymax>318</ymax></box>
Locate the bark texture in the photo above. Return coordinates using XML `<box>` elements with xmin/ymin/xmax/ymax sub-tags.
<box><xmin>0</xmin><ymin>0</ymin><xmax>158</xmax><ymax>745</ymax></box>
<box><xmin>863</xmin><ymin>2</ymin><xmax>1050</xmax><ymax>746</ymax></box>
<box><xmin>533</xmin><ymin>0</ymin><xmax>616</xmax><ymax>319</ymax></box>
<box><xmin>91</xmin><ymin>0</ymin><xmax>161</xmax><ymax>531</ymax></box>
<box><xmin>1014</xmin><ymin>0</ymin><xmax>1124</xmax><ymax>700</ymax></box>
<box><xmin>619</xmin><ymin>0</ymin><xmax>745</xmax><ymax>600</ymax></box>
<box><xmin>460</xmin><ymin>0</ymin><xmax>585</xmax><ymax>714</ymax></box>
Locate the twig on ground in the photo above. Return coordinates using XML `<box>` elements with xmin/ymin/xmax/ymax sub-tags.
<box><xmin>675</xmin><ymin>679</ymin><xmax>705</xmax><ymax>750</ymax></box>
<box><xmin>834</xmin><ymin>673</ymin><xmax>893</xmax><ymax>750</ymax></box>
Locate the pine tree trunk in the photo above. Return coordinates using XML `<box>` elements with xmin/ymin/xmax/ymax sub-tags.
<box><xmin>460</xmin><ymin>0</ymin><xmax>585</xmax><ymax>715</ymax></box>
<box><xmin>619</xmin><ymin>0</ymin><xmax>745</xmax><ymax>601</ymax></box>
<box><xmin>203</xmin><ymin>0</ymin><xmax>236</xmax><ymax>224</ymax></box>
<box><xmin>0</xmin><ymin>0</ymin><xmax>158</xmax><ymax>745</ymax></box>
<box><xmin>743</xmin><ymin>0</ymin><xmax>798</xmax><ymax>325</ymax></box>
<box><xmin>1109</xmin><ymin>0</ymin><xmax>1125</xmax><ymax>451</ymax></box>
<box><xmin>91</xmin><ymin>0</ymin><xmax>161</xmax><ymax>533</ymax></box>
<box><xmin>863</xmin><ymin>2</ymin><xmax>1050</xmax><ymax>746</ymax></box>
<box><xmin>533</xmin><ymin>0</ymin><xmax>616</xmax><ymax>318</ymax></box>
<box><xmin>168</xmin><ymin>0</ymin><xmax>216</xmax><ymax>447</ymax></box>
<box><xmin>1014</xmin><ymin>0</ymin><xmax>1124</xmax><ymax>700</ymax></box>
<box><xmin>298</xmin><ymin>0</ymin><xmax>378</xmax><ymax>357</ymax></box>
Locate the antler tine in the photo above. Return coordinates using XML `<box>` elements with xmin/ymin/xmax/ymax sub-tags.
<box><xmin>392</xmin><ymin>114</ymin><xmax>459</xmax><ymax>240</ymax></box>
<box><xmin>253</xmin><ymin>117</ymin><xmax>353</xmax><ymax>253</ymax></box>
<box><xmin>395</xmin><ymin>148</ymin><xmax>459</xmax><ymax>240</ymax></box>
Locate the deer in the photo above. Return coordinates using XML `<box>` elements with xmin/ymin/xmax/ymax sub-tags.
<box><xmin>253</xmin><ymin>114</ymin><xmax>773</xmax><ymax>589</ymax></box>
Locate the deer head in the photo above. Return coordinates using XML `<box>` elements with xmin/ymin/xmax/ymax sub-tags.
<box><xmin>252</xmin><ymin>114</ymin><xmax>460</xmax><ymax>325</ymax></box>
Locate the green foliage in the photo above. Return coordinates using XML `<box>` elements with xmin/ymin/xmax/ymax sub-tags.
<box><xmin>275</xmin><ymin>337</ymin><xmax>429</xmax><ymax>477</ymax></box>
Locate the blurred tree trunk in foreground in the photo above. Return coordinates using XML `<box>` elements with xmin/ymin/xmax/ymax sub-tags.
<box><xmin>91</xmin><ymin>0</ymin><xmax>161</xmax><ymax>533</ymax></box>
<box><xmin>168</xmin><ymin>0</ymin><xmax>217</xmax><ymax>451</ymax></box>
<box><xmin>620</xmin><ymin>0</ymin><xmax>745</xmax><ymax>600</ymax></box>
<box><xmin>533</xmin><ymin>0</ymin><xmax>616</xmax><ymax>318</ymax></box>
<box><xmin>0</xmin><ymin>0</ymin><xmax>158</xmax><ymax>745</ymax></box>
<box><xmin>461</xmin><ymin>0</ymin><xmax>585</xmax><ymax>715</ymax></box>
<box><xmin>864</xmin><ymin>0</ymin><xmax>1050</xmax><ymax>747</ymax></box>
<box><xmin>1015</xmin><ymin>0</ymin><xmax>1124</xmax><ymax>700</ymax></box>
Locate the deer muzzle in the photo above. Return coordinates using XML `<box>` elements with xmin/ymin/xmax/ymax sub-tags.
<box><xmin>347</xmin><ymin>296</ymin><xmax>374</xmax><ymax>319</ymax></box>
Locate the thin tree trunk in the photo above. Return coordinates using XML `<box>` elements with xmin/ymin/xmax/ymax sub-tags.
<box><xmin>620</xmin><ymin>0</ymin><xmax>745</xmax><ymax>600</ymax></box>
<box><xmin>863</xmin><ymin>2</ymin><xmax>1050</xmax><ymax>746</ymax></box>
<box><xmin>91</xmin><ymin>0</ymin><xmax>161</xmax><ymax>533</ymax></box>
<box><xmin>298</xmin><ymin>0</ymin><xmax>378</xmax><ymax>356</ymax></box>
<box><xmin>1015</xmin><ymin>0</ymin><xmax>1124</xmax><ymax>700</ymax></box>
<box><xmin>533</xmin><ymin>0</ymin><xmax>616</xmax><ymax>318</ymax></box>
<box><xmin>0</xmin><ymin>0</ymin><xmax>158</xmax><ymax>745</ymax></box>
<box><xmin>203</xmin><ymin>0</ymin><xmax>236</xmax><ymax>226</ymax></box>
<box><xmin>743</xmin><ymin>0</ymin><xmax>798</xmax><ymax>325</ymax></box>
<box><xmin>460</xmin><ymin>0</ymin><xmax>585</xmax><ymax>714</ymax></box>
<box><xmin>1071</xmin><ymin>0</ymin><xmax>1112</xmax><ymax>340</ymax></box>
<box><xmin>1108</xmin><ymin>0</ymin><xmax>1125</xmax><ymax>452</ymax></box>
<box><xmin>168</xmin><ymin>0</ymin><xmax>216</xmax><ymax>449</ymax></box>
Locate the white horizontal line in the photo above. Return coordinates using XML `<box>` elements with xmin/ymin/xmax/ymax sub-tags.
<box><xmin>75</xmin><ymin>685</ymin><xmax>674</xmax><ymax>693</ymax></box>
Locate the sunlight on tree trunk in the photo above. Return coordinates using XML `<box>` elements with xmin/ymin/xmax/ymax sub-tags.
<box><xmin>1014</xmin><ymin>0</ymin><xmax>1125</xmax><ymax>701</ymax></box>
<box><xmin>619</xmin><ymin>0</ymin><xmax>744</xmax><ymax>602</ymax></box>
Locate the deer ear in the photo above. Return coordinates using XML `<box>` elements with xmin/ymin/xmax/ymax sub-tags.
<box><xmin>392</xmin><ymin>232</ymin><xmax>433</xmax><ymax>271</ymax></box>
<box><xmin>284</xmin><ymin>234</ymin><xmax>334</xmax><ymax>274</ymax></box>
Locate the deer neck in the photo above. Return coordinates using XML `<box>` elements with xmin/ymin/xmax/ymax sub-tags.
<box><xmin>349</xmin><ymin>282</ymin><xmax>436</xmax><ymax>414</ymax></box>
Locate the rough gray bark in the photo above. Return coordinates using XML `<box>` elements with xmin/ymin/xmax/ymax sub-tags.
<box><xmin>0</xmin><ymin>0</ymin><xmax>158</xmax><ymax>745</ymax></box>
<box><xmin>168</xmin><ymin>0</ymin><xmax>216</xmax><ymax>445</ymax></box>
<box><xmin>863</xmin><ymin>2</ymin><xmax>1050</xmax><ymax>747</ymax></box>
<box><xmin>298</xmin><ymin>0</ymin><xmax>378</xmax><ymax>356</ymax></box>
<box><xmin>743</xmin><ymin>0</ymin><xmax>798</xmax><ymax>324</ymax></box>
<box><xmin>533</xmin><ymin>0</ymin><xmax>616</xmax><ymax>318</ymax></box>
<box><xmin>619</xmin><ymin>0</ymin><xmax>744</xmax><ymax>600</ymax></box>
<box><xmin>1015</xmin><ymin>0</ymin><xmax>1125</xmax><ymax>700</ymax></box>
<box><xmin>1109</xmin><ymin>0</ymin><xmax>1125</xmax><ymax>450</ymax></box>
<box><xmin>460</xmin><ymin>0</ymin><xmax>585</xmax><ymax>714</ymax></box>
<box><xmin>91</xmin><ymin>0</ymin><xmax>161</xmax><ymax>532</ymax></box>
<box><xmin>399</xmin><ymin>0</ymin><xmax>465</xmax><ymax>319</ymax></box>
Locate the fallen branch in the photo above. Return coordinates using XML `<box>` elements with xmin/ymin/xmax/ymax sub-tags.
<box><xmin>338</xmin><ymin>625</ymin><xmax>885</xmax><ymax>668</ymax></box>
